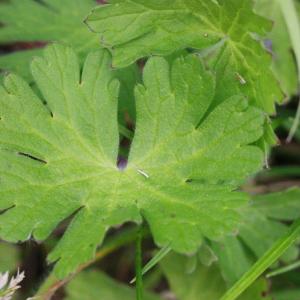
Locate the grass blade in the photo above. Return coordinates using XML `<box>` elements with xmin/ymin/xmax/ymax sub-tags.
<box><xmin>267</xmin><ymin>260</ymin><xmax>300</xmax><ymax>278</ymax></box>
<box><xmin>119</xmin><ymin>124</ymin><xmax>133</xmax><ymax>140</ymax></box>
<box><xmin>131</xmin><ymin>245</ymin><xmax>171</xmax><ymax>284</ymax></box>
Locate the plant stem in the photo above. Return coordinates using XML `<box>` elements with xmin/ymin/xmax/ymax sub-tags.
<box><xmin>135</xmin><ymin>225</ymin><xmax>143</xmax><ymax>300</ymax></box>
<box><xmin>220</xmin><ymin>219</ymin><xmax>300</xmax><ymax>300</ymax></box>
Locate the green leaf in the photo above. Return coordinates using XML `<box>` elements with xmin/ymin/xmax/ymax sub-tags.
<box><xmin>252</xmin><ymin>188</ymin><xmax>300</xmax><ymax>221</ymax></box>
<box><xmin>239</xmin><ymin>210</ymin><xmax>299</xmax><ymax>263</ymax></box>
<box><xmin>160</xmin><ymin>252</ymin><xmax>270</xmax><ymax>300</ymax></box>
<box><xmin>86</xmin><ymin>0</ymin><xmax>283</xmax><ymax>113</ymax></box>
<box><xmin>256</xmin><ymin>0</ymin><xmax>300</xmax><ymax>143</ymax></box>
<box><xmin>0</xmin><ymin>0</ymin><xmax>139</xmax><ymax>121</ymax></box>
<box><xmin>220</xmin><ymin>219</ymin><xmax>300</xmax><ymax>300</ymax></box>
<box><xmin>65</xmin><ymin>271</ymin><xmax>161</xmax><ymax>300</ymax></box>
<box><xmin>0</xmin><ymin>44</ymin><xmax>264</xmax><ymax>278</ymax></box>
<box><xmin>0</xmin><ymin>242</ymin><xmax>19</xmax><ymax>272</ymax></box>
<box><xmin>0</xmin><ymin>0</ymin><xmax>97</xmax><ymax>79</ymax></box>
<box><xmin>197</xmin><ymin>243</ymin><xmax>218</xmax><ymax>267</ymax></box>
<box><xmin>255</xmin><ymin>0</ymin><xmax>300</xmax><ymax>97</ymax></box>
<box><xmin>212</xmin><ymin>188</ymin><xmax>300</xmax><ymax>284</ymax></box>
<box><xmin>160</xmin><ymin>252</ymin><xmax>226</xmax><ymax>300</ymax></box>
<box><xmin>272</xmin><ymin>289</ymin><xmax>300</xmax><ymax>300</ymax></box>
<box><xmin>238</xmin><ymin>279</ymin><xmax>271</xmax><ymax>300</ymax></box>
<box><xmin>0</xmin><ymin>49</ymin><xmax>42</xmax><ymax>82</ymax></box>
<box><xmin>278</xmin><ymin>0</ymin><xmax>300</xmax><ymax>143</ymax></box>
<box><xmin>211</xmin><ymin>236</ymin><xmax>253</xmax><ymax>285</ymax></box>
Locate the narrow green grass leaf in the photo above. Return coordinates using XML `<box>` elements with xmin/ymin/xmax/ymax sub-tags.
<box><xmin>220</xmin><ymin>219</ymin><xmax>300</xmax><ymax>300</ymax></box>
<box><xmin>131</xmin><ymin>245</ymin><xmax>171</xmax><ymax>284</ymax></box>
<box><xmin>267</xmin><ymin>260</ymin><xmax>300</xmax><ymax>278</ymax></box>
<box><xmin>119</xmin><ymin>125</ymin><xmax>134</xmax><ymax>140</ymax></box>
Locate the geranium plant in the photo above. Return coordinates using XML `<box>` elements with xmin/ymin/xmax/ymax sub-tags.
<box><xmin>0</xmin><ymin>1</ymin><xmax>299</xmax><ymax>299</ymax></box>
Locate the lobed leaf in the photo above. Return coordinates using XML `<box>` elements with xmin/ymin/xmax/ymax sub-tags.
<box><xmin>86</xmin><ymin>0</ymin><xmax>283</xmax><ymax>113</ymax></box>
<box><xmin>0</xmin><ymin>44</ymin><xmax>264</xmax><ymax>277</ymax></box>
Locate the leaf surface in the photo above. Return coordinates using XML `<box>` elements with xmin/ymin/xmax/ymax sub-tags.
<box><xmin>86</xmin><ymin>0</ymin><xmax>283</xmax><ymax>113</ymax></box>
<box><xmin>161</xmin><ymin>252</ymin><xmax>226</xmax><ymax>300</ymax></box>
<box><xmin>0</xmin><ymin>242</ymin><xmax>19</xmax><ymax>272</ymax></box>
<box><xmin>255</xmin><ymin>0</ymin><xmax>300</xmax><ymax>97</ymax></box>
<box><xmin>212</xmin><ymin>188</ymin><xmax>300</xmax><ymax>284</ymax></box>
<box><xmin>0</xmin><ymin>44</ymin><xmax>264</xmax><ymax>277</ymax></box>
<box><xmin>273</xmin><ymin>289</ymin><xmax>300</xmax><ymax>300</ymax></box>
<box><xmin>0</xmin><ymin>0</ymin><xmax>139</xmax><ymax>121</ymax></box>
<box><xmin>0</xmin><ymin>0</ymin><xmax>97</xmax><ymax>79</ymax></box>
<box><xmin>160</xmin><ymin>252</ymin><xmax>270</xmax><ymax>300</ymax></box>
<box><xmin>251</xmin><ymin>187</ymin><xmax>300</xmax><ymax>222</ymax></box>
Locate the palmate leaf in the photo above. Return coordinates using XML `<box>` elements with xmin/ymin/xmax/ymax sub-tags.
<box><xmin>86</xmin><ymin>0</ymin><xmax>283</xmax><ymax>114</ymax></box>
<box><xmin>0</xmin><ymin>44</ymin><xmax>264</xmax><ymax>278</ymax></box>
